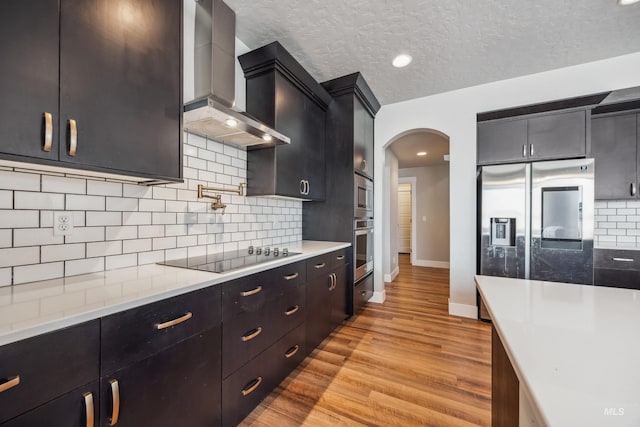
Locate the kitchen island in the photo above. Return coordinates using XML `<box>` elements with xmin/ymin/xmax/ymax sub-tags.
<box><xmin>476</xmin><ymin>275</ymin><xmax>640</xmax><ymax>427</ymax></box>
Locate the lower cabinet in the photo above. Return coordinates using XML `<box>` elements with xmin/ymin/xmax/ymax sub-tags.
<box><xmin>354</xmin><ymin>273</ymin><xmax>374</xmax><ymax>314</ymax></box>
<box><xmin>100</xmin><ymin>328</ymin><xmax>221</xmax><ymax>427</ymax></box>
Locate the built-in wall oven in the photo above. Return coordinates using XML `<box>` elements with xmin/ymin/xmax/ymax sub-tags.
<box><xmin>354</xmin><ymin>174</ymin><xmax>373</xmax><ymax>219</ymax></box>
<box><xmin>354</xmin><ymin>219</ymin><xmax>374</xmax><ymax>281</ymax></box>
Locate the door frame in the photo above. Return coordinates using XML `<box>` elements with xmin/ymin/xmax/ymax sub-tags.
<box><xmin>398</xmin><ymin>177</ymin><xmax>417</xmax><ymax>265</ymax></box>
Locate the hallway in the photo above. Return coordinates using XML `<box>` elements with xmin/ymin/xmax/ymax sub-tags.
<box><xmin>241</xmin><ymin>255</ymin><xmax>491</xmax><ymax>426</ymax></box>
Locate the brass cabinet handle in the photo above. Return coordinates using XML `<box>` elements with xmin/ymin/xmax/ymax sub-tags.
<box><xmin>0</xmin><ymin>375</ymin><xmax>20</xmax><ymax>393</ymax></box>
<box><xmin>69</xmin><ymin>118</ymin><xmax>78</xmax><ymax>156</ymax></box>
<box><xmin>361</xmin><ymin>291</ymin><xmax>366</xmax><ymax>296</ymax></box>
<box><xmin>362</xmin><ymin>159</ymin><xmax>368</xmax><ymax>172</ymax></box>
<box><xmin>240</xmin><ymin>286</ymin><xmax>262</xmax><ymax>297</ymax></box>
<box><xmin>529</xmin><ymin>144</ymin><xmax>534</xmax><ymax>157</ymax></box>
<box><xmin>336</xmin><ymin>255</ymin><xmax>345</xmax><ymax>261</ymax></box>
<box><xmin>43</xmin><ymin>112</ymin><xmax>53</xmax><ymax>152</ymax></box>
<box><xmin>83</xmin><ymin>392</ymin><xmax>94</xmax><ymax>427</ymax></box>
<box><xmin>522</xmin><ymin>144</ymin><xmax>526</xmax><ymax>157</ymax></box>
<box><xmin>285</xmin><ymin>305</ymin><xmax>300</xmax><ymax>316</ymax></box>
<box><xmin>612</xmin><ymin>257</ymin><xmax>634</xmax><ymax>262</ymax></box>
<box><xmin>631</xmin><ymin>183</ymin><xmax>636</xmax><ymax>197</ymax></box>
<box><xmin>284</xmin><ymin>345</ymin><xmax>300</xmax><ymax>359</ymax></box>
<box><xmin>299</xmin><ymin>180</ymin><xmax>305</xmax><ymax>195</ymax></box>
<box><xmin>241</xmin><ymin>327</ymin><xmax>262</xmax><ymax>342</ymax></box>
<box><xmin>328</xmin><ymin>273</ymin><xmax>335</xmax><ymax>290</ymax></box>
<box><xmin>155</xmin><ymin>312</ymin><xmax>193</xmax><ymax>330</ymax></box>
<box><xmin>305</xmin><ymin>180</ymin><xmax>310</xmax><ymax>195</ymax></box>
<box><xmin>314</xmin><ymin>262</ymin><xmax>326</xmax><ymax>269</ymax></box>
<box><xmin>284</xmin><ymin>272</ymin><xmax>299</xmax><ymax>281</ymax></box>
<box><xmin>241</xmin><ymin>376</ymin><xmax>263</xmax><ymax>396</ymax></box>
<box><xmin>108</xmin><ymin>379</ymin><xmax>120</xmax><ymax>426</ymax></box>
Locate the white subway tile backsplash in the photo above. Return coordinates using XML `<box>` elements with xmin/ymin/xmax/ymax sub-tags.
<box><xmin>0</xmin><ymin>135</ymin><xmax>302</xmax><ymax>285</ymax></box>
<box><xmin>595</xmin><ymin>199</ymin><xmax>640</xmax><ymax>248</ymax></box>
<box><xmin>0</xmin><ymin>247</ymin><xmax>40</xmax><ymax>268</ymax></box>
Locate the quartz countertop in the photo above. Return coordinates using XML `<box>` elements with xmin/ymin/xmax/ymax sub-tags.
<box><xmin>475</xmin><ymin>275</ymin><xmax>640</xmax><ymax>426</ymax></box>
<box><xmin>0</xmin><ymin>240</ymin><xmax>350</xmax><ymax>347</ymax></box>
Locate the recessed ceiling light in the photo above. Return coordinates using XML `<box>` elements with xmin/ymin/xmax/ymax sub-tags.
<box><xmin>225</xmin><ymin>118</ymin><xmax>238</xmax><ymax>127</ymax></box>
<box><xmin>392</xmin><ymin>54</ymin><xmax>412</xmax><ymax>68</ymax></box>
<box><xmin>417</xmin><ymin>151</ymin><xmax>427</xmax><ymax>156</ymax></box>
<box><xmin>262</xmin><ymin>134</ymin><xmax>273</xmax><ymax>142</ymax></box>
<box><xmin>618</xmin><ymin>0</ymin><xmax>640</xmax><ymax>5</ymax></box>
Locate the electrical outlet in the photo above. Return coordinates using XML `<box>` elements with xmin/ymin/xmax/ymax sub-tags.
<box><xmin>53</xmin><ymin>211</ymin><xmax>74</xmax><ymax>236</ymax></box>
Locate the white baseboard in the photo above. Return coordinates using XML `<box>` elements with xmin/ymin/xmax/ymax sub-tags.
<box><xmin>448</xmin><ymin>300</ymin><xmax>478</xmax><ymax>319</ymax></box>
<box><xmin>413</xmin><ymin>259</ymin><xmax>450</xmax><ymax>269</ymax></box>
<box><xmin>369</xmin><ymin>290</ymin><xmax>386</xmax><ymax>303</ymax></box>
<box><xmin>383</xmin><ymin>266</ymin><xmax>400</xmax><ymax>283</ymax></box>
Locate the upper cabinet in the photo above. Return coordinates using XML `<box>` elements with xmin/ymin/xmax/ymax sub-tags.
<box><xmin>591</xmin><ymin>112</ymin><xmax>639</xmax><ymax>200</ymax></box>
<box><xmin>239</xmin><ymin>42</ymin><xmax>332</xmax><ymax>201</ymax></box>
<box><xmin>0</xmin><ymin>0</ymin><xmax>182</xmax><ymax>183</ymax></box>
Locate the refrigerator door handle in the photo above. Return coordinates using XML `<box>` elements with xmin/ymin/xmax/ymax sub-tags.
<box><xmin>630</xmin><ymin>182</ymin><xmax>636</xmax><ymax>197</ymax></box>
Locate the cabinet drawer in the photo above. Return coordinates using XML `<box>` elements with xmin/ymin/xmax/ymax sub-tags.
<box><xmin>0</xmin><ymin>321</ymin><xmax>99</xmax><ymax>424</ymax></box>
<box><xmin>330</xmin><ymin>248</ymin><xmax>348</xmax><ymax>269</ymax></box>
<box><xmin>1</xmin><ymin>381</ymin><xmax>98</xmax><ymax>427</ymax></box>
<box><xmin>271</xmin><ymin>323</ymin><xmax>306</xmax><ymax>386</ymax></box>
<box><xmin>594</xmin><ymin>268</ymin><xmax>640</xmax><ymax>290</ymax></box>
<box><xmin>269</xmin><ymin>284</ymin><xmax>306</xmax><ymax>341</ymax></box>
<box><xmin>222</xmin><ymin>309</ymin><xmax>271</xmax><ymax>378</ymax></box>
<box><xmin>222</xmin><ymin>271</ymin><xmax>276</xmax><ymax>321</ymax></box>
<box><xmin>594</xmin><ymin>248</ymin><xmax>640</xmax><ymax>270</ymax></box>
<box><xmin>306</xmin><ymin>253</ymin><xmax>332</xmax><ymax>280</ymax></box>
<box><xmin>101</xmin><ymin>286</ymin><xmax>220</xmax><ymax>374</ymax></box>
<box><xmin>354</xmin><ymin>274</ymin><xmax>373</xmax><ymax>314</ymax></box>
<box><xmin>271</xmin><ymin>261</ymin><xmax>306</xmax><ymax>296</ymax></box>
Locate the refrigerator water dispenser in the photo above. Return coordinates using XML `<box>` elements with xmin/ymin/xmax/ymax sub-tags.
<box><xmin>491</xmin><ymin>218</ymin><xmax>516</xmax><ymax>246</ymax></box>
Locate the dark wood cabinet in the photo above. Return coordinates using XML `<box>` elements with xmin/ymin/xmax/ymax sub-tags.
<box><xmin>353</xmin><ymin>97</ymin><xmax>375</xmax><ymax>179</ymax></box>
<box><xmin>477</xmin><ymin>110</ymin><xmax>587</xmax><ymax>165</ymax></box>
<box><xmin>591</xmin><ymin>113</ymin><xmax>638</xmax><ymax>199</ymax></box>
<box><xmin>594</xmin><ymin>248</ymin><xmax>640</xmax><ymax>290</ymax></box>
<box><xmin>2</xmin><ymin>382</ymin><xmax>99</xmax><ymax>427</ymax></box>
<box><xmin>0</xmin><ymin>0</ymin><xmax>182</xmax><ymax>182</ymax></box>
<box><xmin>0</xmin><ymin>0</ymin><xmax>60</xmax><ymax>162</ymax></box>
<box><xmin>239</xmin><ymin>42</ymin><xmax>331</xmax><ymax>200</ymax></box>
<box><xmin>354</xmin><ymin>273</ymin><xmax>374</xmax><ymax>314</ymax></box>
<box><xmin>100</xmin><ymin>329</ymin><xmax>221</xmax><ymax>427</ymax></box>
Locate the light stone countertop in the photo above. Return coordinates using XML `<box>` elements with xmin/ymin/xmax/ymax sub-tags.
<box><xmin>476</xmin><ymin>275</ymin><xmax>640</xmax><ymax>427</ymax></box>
<box><xmin>0</xmin><ymin>240</ymin><xmax>350</xmax><ymax>347</ymax></box>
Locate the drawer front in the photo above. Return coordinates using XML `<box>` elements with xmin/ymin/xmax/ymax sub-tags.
<box><xmin>0</xmin><ymin>321</ymin><xmax>99</xmax><ymax>424</ymax></box>
<box><xmin>330</xmin><ymin>248</ymin><xmax>348</xmax><ymax>269</ymax></box>
<box><xmin>306</xmin><ymin>253</ymin><xmax>332</xmax><ymax>280</ymax></box>
<box><xmin>271</xmin><ymin>323</ymin><xmax>306</xmax><ymax>386</ymax></box>
<box><xmin>222</xmin><ymin>309</ymin><xmax>271</xmax><ymax>378</ymax></box>
<box><xmin>354</xmin><ymin>274</ymin><xmax>373</xmax><ymax>314</ymax></box>
<box><xmin>101</xmin><ymin>286</ymin><xmax>220</xmax><ymax>374</ymax></box>
<box><xmin>271</xmin><ymin>261</ymin><xmax>306</xmax><ymax>296</ymax></box>
<box><xmin>594</xmin><ymin>268</ymin><xmax>640</xmax><ymax>290</ymax></box>
<box><xmin>594</xmin><ymin>248</ymin><xmax>640</xmax><ymax>271</ymax></box>
<box><xmin>1</xmin><ymin>381</ymin><xmax>99</xmax><ymax>427</ymax></box>
<box><xmin>222</xmin><ymin>270</ymin><xmax>275</xmax><ymax>321</ymax></box>
<box><xmin>221</xmin><ymin>345</ymin><xmax>276</xmax><ymax>427</ymax></box>
<box><xmin>268</xmin><ymin>284</ymin><xmax>306</xmax><ymax>341</ymax></box>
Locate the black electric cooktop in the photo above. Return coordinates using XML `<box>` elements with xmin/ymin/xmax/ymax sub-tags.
<box><xmin>158</xmin><ymin>247</ymin><xmax>299</xmax><ymax>274</ymax></box>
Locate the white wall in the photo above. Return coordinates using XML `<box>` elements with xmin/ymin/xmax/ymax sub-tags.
<box><xmin>383</xmin><ymin>150</ymin><xmax>399</xmax><ymax>283</ymax></box>
<box><xmin>374</xmin><ymin>52</ymin><xmax>640</xmax><ymax>318</ymax></box>
<box><xmin>399</xmin><ymin>165</ymin><xmax>450</xmax><ymax>266</ymax></box>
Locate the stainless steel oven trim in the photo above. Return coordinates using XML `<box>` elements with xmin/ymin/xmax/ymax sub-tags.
<box><xmin>354</xmin><ymin>174</ymin><xmax>373</xmax><ymax>219</ymax></box>
<box><xmin>354</xmin><ymin>225</ymin><xmax>373</xmax><ymax>282</ymax></box>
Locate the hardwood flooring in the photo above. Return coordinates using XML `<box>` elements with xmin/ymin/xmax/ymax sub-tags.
<box><xmin>241</xmin><ymin>254</ymin><xmax>492</xmax><ymax>426</ymax></box>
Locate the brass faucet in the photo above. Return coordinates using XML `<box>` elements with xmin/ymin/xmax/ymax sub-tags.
<box><xmin>197</xmin><ymin>183</ymin><xmax>245</xmax><ymax>215</ymax></box>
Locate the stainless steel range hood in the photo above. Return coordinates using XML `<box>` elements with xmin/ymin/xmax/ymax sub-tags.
<box><xmin>183</xmin><ymin>0</ymin><xmax>290</xmax><ymax>147</ymax></box>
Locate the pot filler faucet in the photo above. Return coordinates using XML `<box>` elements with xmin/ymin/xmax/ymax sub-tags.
<box><xmin>197</xmin><ymin>183</ymin><xmax>246</xmax><ymax>215</ymax></box>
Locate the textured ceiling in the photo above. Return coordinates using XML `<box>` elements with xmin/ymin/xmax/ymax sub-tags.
<box><xmin>226</xmin><ymin>0</ymin><xmax>640</xmax><ymax>105</ymax></box>
<box><xmin>390</xmin><ymin>131</ymin><xmax>449</xmax><ymax>168</ymax></box>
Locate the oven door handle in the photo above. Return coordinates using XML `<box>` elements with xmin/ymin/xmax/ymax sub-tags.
<box><xmin>355</xmin><ymin>228</ymin><xmax>373</xmax><ymax>236</ymax></box>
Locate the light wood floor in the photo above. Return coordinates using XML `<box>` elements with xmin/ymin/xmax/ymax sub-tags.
<box><xmin>241</xmin><ymin>254</ymin><xmax>492</xmax><ymax>426</ymax></box>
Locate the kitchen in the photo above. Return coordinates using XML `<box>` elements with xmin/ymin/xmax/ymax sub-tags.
<box><xmin>1</xmin><ymin>0</ymin><xmax>640</xmax><ymax>426</ymax></box>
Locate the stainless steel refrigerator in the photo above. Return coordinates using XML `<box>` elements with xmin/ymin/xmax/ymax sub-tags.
<box><xmin>478</xmin><ymin>159</ymin><xmax>594</xmax><ymax>317</ymax></box>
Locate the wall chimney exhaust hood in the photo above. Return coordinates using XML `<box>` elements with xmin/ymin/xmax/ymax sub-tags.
<box><xmin>183</xmin><ymin>0</ymin><xmax>290</xmax><ymax>147</ymax></box>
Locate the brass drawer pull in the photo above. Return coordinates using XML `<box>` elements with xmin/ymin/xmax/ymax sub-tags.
<box><xmin>155</xmin><ymin>312</ymin><xmax>193</xmax><ymax>330</ymax></box>
<box><xmin>612</xmin><ymin>257</ymin><xmax>634</xmax><ymax>262</ymax></box>
<box><xmin>69</xmin><ymin>118</ymin><xmax>77</xmax><ymax>156</ymax></box>
<box><xmin>241</xmin><ymin>376</ymin><xmax>263</xmax><ymax>396</ymax></box>
<box><xmin>314</xmin><ymin>262</ymin><xmax>326</xmax><ymax>269</ymax></box>
<box><xmin>284</xmin><ymin>272</ymin><xmax>299</xmax><ymax>281</ymax></box>
<box><xmin>108</xmin><ymin>379</ymin><xmax>120</xmax><ymax>426</ymax></box>
<box><xmin>285</xmin><ymin>305</ymin><xmax>300</xmax><ymax>316</ymax></box>
<box><xmin>336</xmin><ymin>255</ymin><xmax>345</xmax><ymax>261</ymax></box>
<box><xmin>0</xmin><ymin>375</ymin><xmax>20</xmax><ymax>393</ymax></box>
<box><xmin>285</xmin><ymin>345</ymin><xmax>300</xmax><ymax>359</ymax></box>
<box><xmin>83</xmin><ymin>392</ymin><xmax>94</xmax><ymax>427</ymax></box>
<box><xmin>241</xmin><ymin>327</ymin><xmax>263</xmax><ymax>342</ymax></box>
<box><xmin>240</xmin><ymin>286</ymin><xmax>262</xmax><ymax>297</ymax></box>
<box><xmin>43</xmin><ymin>112</ymin><xmax>53</xmax><ymax>152</ymax></box>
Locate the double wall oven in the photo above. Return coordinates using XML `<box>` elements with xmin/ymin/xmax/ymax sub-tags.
<box><xmin>354</xmin><ymin>174</ymin><xmax>374</xmax><ymax>282</ymax></box>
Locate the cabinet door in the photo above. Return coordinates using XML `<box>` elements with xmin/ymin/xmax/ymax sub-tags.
<box><xmin>305</xmin><ymin>273</ymin><xmax>333</xmax><ymax>351</ymax></box>
<box><xmin>591</xmin><ymin>114</ymin><xmax>637</xmax><ymax>199</ymax></box>
<box><xmin>100</xmin><ymin>328</ymin><xmax>221</xmax><ymax>427</ymax></box>
<box><xmin>353</xmin><ymin>97</ymin><xmax>368</xmax><ymax>174</ymax></box>
<box><xmin>304</xmin><ymin>96</ymin><xmax>326</xmax><ymax>200</ymax></box>
<box><xmin>274</xmin><ymin>76</ymin><xmax>306</xmax><ymax>198</ymax></box>
<box><xmin>2</xmin><ymin>382</ymin><xmax>98</xmax><ymax>427</ymax></box>
<box><xmin>330</xmin><ymin>265</ymin><xmax>347</xmax><ymax>327</ymax></box>
<box><xmin>477</xmin><ymin>118</ymin><xmax>528</xmax><ymax>165</ymax></box>
<box><xmin>363</xmin><ymin>108</ymin><xmax>375</xmax><ymax>179</ymax></box>
<box><xmin>59</xmin><ymin>0</ymin><xmax>181</xmax><ymax>179</ymax></box>
<box><xmin>528</xmin><ymin>110</ymin><xmax>586</xmax><ymax>160</ymax></box>
<box><xmin>0</xmin><ymin>0</ymin><xmax>60</xmax><ymax>161</ymax></box>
